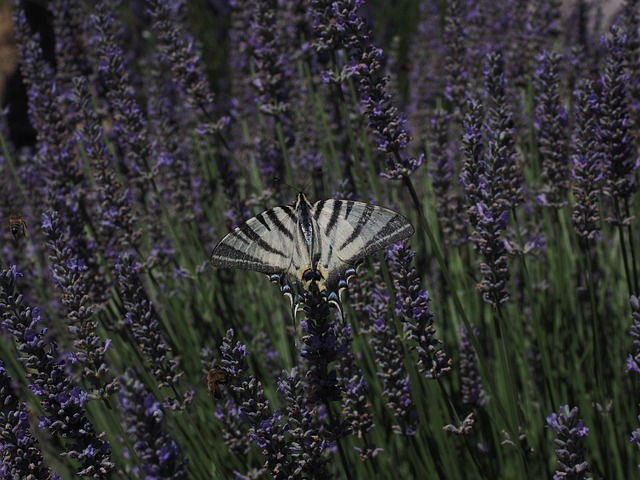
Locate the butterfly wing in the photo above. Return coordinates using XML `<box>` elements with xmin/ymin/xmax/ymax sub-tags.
<box><xmin>313</xmin><ymin>199</ymin><xmax>414</xmax><ymax>266</ymax></box>
<box><xmin>311</xmin><ymin>199</ymin><xmax>414</xmax><ymax>304</ymax></box>
<box><xmin>210</xmin><ymin>205</ymin><xmax>298</xmax><ymax>275</ymax></box>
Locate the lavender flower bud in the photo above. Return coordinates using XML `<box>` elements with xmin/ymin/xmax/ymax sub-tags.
<box><xmin>219</xmin><ymin>330</ymin><xmax>295</xmax><ymax>477</ymax></box>
<box><xmin>119</xmin><ymin>370</ymin><xmax>188</xmax><ymax>479</ymax></box>
<box><xmin>534</xmin><ymin>51</ymin><xmax>570</xmax><ymax>208</ymax></box>
<box><xmin>458</xmin><ymin>325</ymin><xmax>488</xmax><ymax>406</ymax></box>
<box><xmin>546</xmin><ymin>405</ymin><xmax>591</xmax><ymax>479</ymax></box>
<box><xmin>115</xmin><ymin>255</ymin><xmax>184</xmax><ymax>397</ymax></box>
<box><xmin>148</xmin><ymin>0</ymin><xmax>217</xmax><ymax>120</ymax></box>
<box><xmin>90</xmin><ymin>4</ymin><xmax>152</xmax><ymax>189</ymax></box>
<box><xmin>72</xmin><ymin>75</ymin><xmax>139</xmax><ymax>257</ymax></box>
<box><xmin>461</xmin><ymin>95</ymin><xmax>511</xmax><ymax>306</ymax></box>
<box><xmin>363</xmin><ymin>286</ymin><xmax>417</xmax><ymax>435</ymax></box>
<box><xmin>299</xmin><ymin>283</ymin><xmax>341</xmax><ymax>406</ymax></box>
<box><xmin>484</xmin><ymin>51</ymin><xmax>523</xmax><ymax>211</ymax></box>
<box><xmin>599</xmin><ymin>25</ymin><xmax>638</xmax><ymax>224</ymax></box>
<box><xmin>387</xmin><ymin>242</ymin><xmax>451</xmax><ymax>379</ymax></box>
<box><xmin>627</xmin><ymin>295</ymin><xmax>640</xmax><ymax>375</ymax></box>
<box><xmin>0</xmin><ymin>266</ymin><xmax>114</xmax><ymax>477</ymax></box>
<box><xmin>309</xmin><ymin>0</ymin><xmax>421</xmax><ymax>177</ymax></box>
<box><xmin>0</xmin><ymin>360</ymin><xmax>53</xmax><ymax>479</ymax></box>
<box><xmin>571</xmin><ymin>80</ymin><xmax>603</xmax><ymax>241</ymax></box>
<box><xmin>334</xmin><ymin>324</ymin><xmax>375</xmax><ymax>451</ymax></box>
<box><xmin>277</xmin><ymin>368</ymin><xmax>331</xmax><ymax>478</ymax></box>
<box><xmin>429</xmin><ymin>108</ymin><xmax>467</xmax><ymax>246</ymax></box>
<box><xmin>43</xmin><ymin>210</ymin><xmax>116</xmax><ymax>397</ymax></box>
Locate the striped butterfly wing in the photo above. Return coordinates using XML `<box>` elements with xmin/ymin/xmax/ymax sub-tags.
<box><xmin>210</xmin><ymin>205</ymin><xmax>298</xmax><ymax>275</ymax></box>
<box><xmin>312</xmin><ymin>199</ymin><xmax>415</xmax><ymax>293</ymax></box>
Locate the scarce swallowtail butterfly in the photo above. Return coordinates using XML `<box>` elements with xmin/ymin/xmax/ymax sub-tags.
<box><xmin>210</xmin><ymin>192</ymin><xmax>414</xmax><ymax>317</ymax></box>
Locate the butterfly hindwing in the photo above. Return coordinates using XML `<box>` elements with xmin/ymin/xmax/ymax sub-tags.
<box><xmin>210</xmin><ymin>205</ymin><xmax>297</xmax><ymax>274</ymax></box>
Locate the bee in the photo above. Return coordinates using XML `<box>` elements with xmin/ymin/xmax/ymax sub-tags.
<box><xmin>207</xmin><ymin>365</ymin><xmax>231</xmax><ymax>400</ymax></box>
<box><xmin>9</xmin><ymin>213</ymin><xmax>28</xmax><ymax>245</ymax></box>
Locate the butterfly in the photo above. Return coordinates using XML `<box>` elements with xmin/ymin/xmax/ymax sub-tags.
<box><xmin>210</xmin><ymin>192</ymin><xmax>414</xmax><ymax>317</ymax></box>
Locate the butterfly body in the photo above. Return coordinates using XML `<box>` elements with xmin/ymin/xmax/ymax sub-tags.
<box><xmin>210</xmin><ymin>192</ymin><xmax>414</xmax><ymax>315</ymax></box>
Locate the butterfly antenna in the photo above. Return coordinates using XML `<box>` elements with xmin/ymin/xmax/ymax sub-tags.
<box><xmin>273</xmin><ymin>176</ymin><xmax>301</xmax><ymax>195</ymax></box>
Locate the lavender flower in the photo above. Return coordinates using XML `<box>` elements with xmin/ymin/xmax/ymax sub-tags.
<box><xmin>631</xmin><ymin>416</ymin><xmax>640</xmax><ymax>469</ymax></box>
<box><xmin>148</xmin><ymin>0</ymin><xmax>218</xmax><ymax>120</ymax></box>
<box><xmin>443</xmin><ymin>0</ymin><xmax>471</xmax><ymax>118</ymax></box>
<box><xmin>277</xmin><ymin>368</ymin><xmax>331</xmax><ymax>478</ymax></box>
<box><xmin>627</xmin><ymin>295</ymin><xmax>640</xmax><ymax>375</ymax></box>
<box><xmin>0</xmin><ymin>359</ymin><xmax>53</xmax><ymax>479</ymax></box>
<box><xmin>0</xmin><ymin>265</ymin><xmax>114</xmax><ymax>477</ymax></box>
<box><xmin>148</xmin><ymin>0</ymin><xmax>246</xmax><ymax>226</ymax></box>
<box><xmin>546</xmin><ymin>405</ymin><xmax>590</xmax><ymax>479</ymax></box>
<box><xmin>246</xmin><ymin>2</ymin><xmax>294</xmax><ymax>120</ymax></box>
<box><xmin>13</xmin><ymin>6</ymin><xmax>94</xmax><ymax>264</ymax></box>
<box><xmin>51</xmin><ymin>0</ymin><xmax>90</xmax><ymax>89</ymax></box>
<box><xmin>599</xmin><ymin>25</ymin><xmax>638</xmax><ymax>224</ymax></box>
<box><xmin>299</xmin><ymin>283</ymin><xmax>342</xmax><ymax>406</ymax></box>
<box><xmin>461</xmin><ymin>96</ymin><xmax>511</xmax><ymax>306</ymax></box>
<box><xmin>429</xmin><ymin>108</ymin><xmax>466</xmax><ymax>246</ymax></box>
<box><xmin>442</xmin><ymin>412</ymin><xmax>476</xmax><ymax>436</ymax></box>
<box><xmin>334</xmin><ymin>323</ymin><xmax>376</xmax><ymax>457</ymax></box>
<box><xmin>218</xmin><ymin>329</ymin><xmax>296</xmax><ymax>478</ymax></box>
<box><xmin>622</xmin><ymin>0</ymin><xmax>640</xmax><ymax>111</ymax></box>
<box><xmin>363</xmin><ymin>285</ymin><xmax>417</xmax><ymax>435</ymax></box>
<box><xmin>458</xmin><ymin>325</ymin><xmax>488</xmax><ymax>406</ymax></box>
<box><xmin>90</xmin><ymin>4</ymin><xmax>152</xmax><ymax>189</ymax></box>
<box><xmin>119</xmin><ymin>370</ymin><xmax>188</xmax><ymax>479</ymax></box>
<box><xmin>460</xmin><ymin>98</ymin><xmax>485</xmax><ymax>219</ymax></box>
<box><xmin>115</xmin><ymin>255</ymin><xmax>185</xmax><ymax>404</ymax></box>
<box><xmin>534</xmin><ymin>51</ymin><xmax>570</xmax><ymax>208</ymax></box>
<box><xmin>387</xmin><ymin>242</ymin><xmax>451</xmax><ymax>379</ymax></box>
<box><xmin>72</xmin><ymin>75</ymin><xmax>139</xmax><ymax>258</ymax></box>
<box><xmin>483</xmin><ymin>51</ymin><xmax>523</xmax><ymax>211</ymax></box>
<box><xmin>571</xmin><ymin>80</ymin><xmax>603</xmax><ymax>242</ymax></box>
<box><xmin>406</xmin><ymin>0</ymin><xmax>444</xmax><ymax>145</ymax></box>
<box><xmin>43</xmin><ymin>210</ymin><xmax>117</xmax><ymax>397</ymax></box>
<box><xmin>310</xmin><ymin>0</ymin><xmax>421</xmax><ymax>178</ymax></box>
<box><xmin>213</xmin><ymin>330</ymin><xmax>253</xmax><ymax>456</ymax></box>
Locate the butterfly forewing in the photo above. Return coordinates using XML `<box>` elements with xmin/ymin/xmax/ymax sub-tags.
<box><xmin>313</xmin><ymin>199</ymin><xmax>415</xmax><ymax>266</ymax></box>
<box><xmin>210</xmin><ymin>205</ymin><xmax>297</xmax><ymax>274</ymax></box>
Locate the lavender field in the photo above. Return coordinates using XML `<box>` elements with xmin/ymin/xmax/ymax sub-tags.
<box><xmin>1</xmin><ymin>0</ymin><xmax>639</xmax><ymax>478</ymax></box>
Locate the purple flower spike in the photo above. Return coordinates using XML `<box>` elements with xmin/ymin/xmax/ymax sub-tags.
<box><xmin>115</xmin><ymin>254</ymin><xmax>189</xmax><ymax>409</ymax></box>
<box><xmin>0</xmin><ymin>360</ymin><xmax>52</xmax><ymax>479</ymax></box>
<box><xmin>599</xmin><ymin>25</ymin><xmax>638</xmax><ymax>226</ymax></box>
<box><xmin>627</xmin><ymin>295</ymin><xmax>640</xmax><ymax>375</ymax></box>
<box><xmin>119</xmin><ymin>371</ymin><xmax>188</xmax><ymax>479</ymax></box>
<box><xmin>459</xmin><ymin>325</ymin><xmax>488</xmax><ymax>407</ymax></box>
<box><xmin>0</xmin><ymin>266</ymin><xmax>114</xmax><ymax>477</ymax></box>
<box><xmin>546</xmin><ymin>405</ymin><xmax>591</xmax><ymax>479</ymax></box>
<box><xmin>364</xmin><ymin>285</ymin><xmax>417</xmax><ymax>435</ymax></box>
<box><xmin>534</xmin><ymin>51</ymin><xmax>570</xmax><ymax>208</ymax></box>
<box><xmin>43</xmin><ymin>210</ymin><xmax>117</xmax><ymax>397</ymax></box>
<box><xmin>461</xmin><ymin>95</ymin><xmax>511</xmax><ymax>307</ymax></box>
<box><xmin>387</xmin><ymin>242</ymin><xmax>451</xmax><ymax>380</ymax></box>
<box><xmin>571</xmin><ymin>80</ymin><xmax>603</xmax><ymax>242</ymax></box>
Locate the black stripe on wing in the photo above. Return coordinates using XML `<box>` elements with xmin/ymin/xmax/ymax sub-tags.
<box><xmin>324</xmin><ymin>200</ymin><xmax>342</xmax><ymax>236</ymax></box>
<box><xmin>352</xmin><ymin>214</ymin><xmax>414</xmax><ymax>260</ymax></box>
<box><xmin>338</xmin><ymin>203</ymin><xmax>375</xmax><ymax>250</ymax></box>
<box><xmin>265</xmin><ymin>208</ymin><xmax>295</xmax><ymax>240</ymax></box>
<box><xmin>237</xmin><ymin>222</ymin><xmax>288</xmax><ymax>257</ymax></box>
<box><xmin>210</xmin><ymin>243</ymin><xmax>286</xmax><ymax>274</ymax></box>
